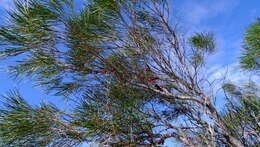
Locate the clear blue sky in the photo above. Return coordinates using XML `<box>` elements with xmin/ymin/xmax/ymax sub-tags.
<box><xmin>0</xmin><ymin>0</ymin><xmax>259</xmax><ymax>146</ymax></box>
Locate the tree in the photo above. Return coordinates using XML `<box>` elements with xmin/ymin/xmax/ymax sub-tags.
<box><xmin>220</xmin><ymin>18</ymin><xmax>260</xmax><ymax>147</ymax></box>
<box><xmin>240</xmin><ymin>18</ymin><xmax>260</xmax><ymax>71</ymax></box>
<box><xmin>0</xmin><ymin>0</ymin><xmax>257</xmax><ymax>146</ymax></box>
<box><xmin>222</xmin><ymin>82</ymin><xmax>260</xmax><ymax>147</ymax></box>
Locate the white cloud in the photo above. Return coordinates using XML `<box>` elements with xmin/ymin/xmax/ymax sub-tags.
<box><xmin>180</xmin><ymin>0</ymin><xmax>239</xmax><ymax>27</ymax></box>
<box><xmin>203</xmin><ymin>63</ymin><xmax>259</xmax><ymax>100</ymax></box>
<box><xmin>208</xmin><ymin>63</ymin><xmax>259</xmax><ymax>85</ymax></box>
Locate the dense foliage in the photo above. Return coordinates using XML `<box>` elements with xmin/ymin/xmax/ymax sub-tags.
<box><xmin>0</xmin><ymin>0</ymin><xmax>258</xmax><ymax>146</ymax></box>
<box><xmin>240</xmin><ymin>19</ymin><xmax>260</xmax><ymax>71</ymax></box>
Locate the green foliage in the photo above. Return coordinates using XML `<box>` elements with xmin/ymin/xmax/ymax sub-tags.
<box><xmin>222</xmin><ymin>83</ymin><xmax>241</xmax><ymax>96</ymax></box>
<box><xmin>190</xmin><ymin>53</ymin><xmax>204</xmax><ymax>66</ymax></box>
<box><xmin>189</xmin><ymin>32</ymin><xmax>216</xmax><ymax>65</ymax></box>
<box><xmin>189</xmin><ymin>32</ymin><xmax>216</xmax><ymax>53</ymax></box>
<box><xmin>240</xmin><ymin>19</ymin><xmax>260</xmax><ymax>70</ymax></box>
<box><xmin>72</xmin><ymin>83</ymin><xmax>155</xmax><ymax>145</ymax></box>
<box><xmin>223</xmin><ymin>19</ymin><xmax>260</xmax><ymax>145</ymax></box>
<box><xmin>0</xmin><ymin>90</ymin><xmax>83</xmax><ymax>146</ymax></box>
<box><xmin>0</xmin><ymin>0</ymin><xmax>120</xmax><ymax>96</ymax></box>
<box><xmin>222</xmin><ymin>83</ymin><xmax>260</xmax><ymax>146</ymax></box>
<box><xmin>0</xmin><ymin>0</ymin><xmax>257</xmax><ymax>146</ymax></box>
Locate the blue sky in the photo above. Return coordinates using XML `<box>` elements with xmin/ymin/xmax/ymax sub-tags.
<box><xmin>0</xmin><ymin>0</ymin><xmax>259</xmax><ymax>146</ymax></box>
